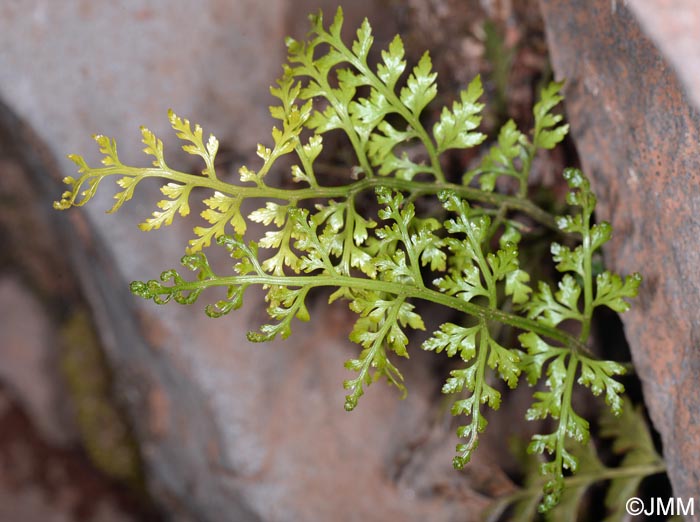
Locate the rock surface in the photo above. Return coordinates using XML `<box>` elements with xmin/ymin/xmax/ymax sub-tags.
<box><xmin>0</xmin><ymin>275</ymin><xmax>71</xmax><ymax>446</ymax></box>
<box><xmin>540</xmin><ymin>0</ymin><xmax>700</xmax><ymax>502</ymax></box>
<box><xmin>0</xmin><ymin>1</ymin><xmax>508</xmax><ymax>520</ymax></box>
<box><xmin>6</xmin><ymin>0</ymin><xmax>698</xmax><ymax>518</ymax></box>
<box><xmin>627</xmin><ymin>0</ymin><xmax>700</xmax><ymax>111</ymax></box>
<box><xmin>0</xmin><ymin>385</ymin><xmax>154</xmax><ymax>522</ymax></box>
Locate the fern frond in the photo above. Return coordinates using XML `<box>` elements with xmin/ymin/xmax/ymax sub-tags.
<box><xmin>55</xmin><ymin>9</ymin><xmax>645</xmax><ymax>514</ymax></box>
<box><xmin>485</xmin><ymin>397</ymin><xmax>665</xmax><ymax>521</ymax></box>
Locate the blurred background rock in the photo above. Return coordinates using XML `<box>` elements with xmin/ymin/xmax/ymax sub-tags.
<box><xmin>0</xmin><ymin>1</ymin><xmax>697</xmax><ymax>520</ymax></box>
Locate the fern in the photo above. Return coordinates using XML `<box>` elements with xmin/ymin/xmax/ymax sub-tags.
<box><xmin>486</xmin><ymin>397</ymin><xmax>666</xmax><ymax>522</ymax></box>
<box><xmin>54</xmin><ymin>8</ymin><xmax>643</xmax><ymax>512</ymax></box>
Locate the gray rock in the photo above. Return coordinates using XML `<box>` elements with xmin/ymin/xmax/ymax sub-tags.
<box><xmin>0</xmin><ymin>276</ymin><xmax>73</xmax><ymax>445</ymax></box>
<box><xmin>0</xmin><ymin>2</ymin><xmax>501</xmax><ymax>520</ymax></box>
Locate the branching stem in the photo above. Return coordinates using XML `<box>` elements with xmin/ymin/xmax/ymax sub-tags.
<box><xmin>67</xmin><ymin>166</ymin><xmax>559</xmax><ymax>229</ymax></box>
<box><xmin>150</xmin><ymin>270</ymin><xmax>592</xmax><ymax>355</ymax></box>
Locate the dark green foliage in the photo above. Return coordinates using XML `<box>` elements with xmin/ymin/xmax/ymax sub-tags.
<box><xmin>486</xmin><ymin>397</ymin><xmax>665</xmax><ymax>521</ymax></box>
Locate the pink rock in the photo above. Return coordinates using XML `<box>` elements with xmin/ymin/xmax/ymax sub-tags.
<box><xmin>540</xmin><ymin>0</ymin><xmax>700</xmax><ymax>501</ymax></box>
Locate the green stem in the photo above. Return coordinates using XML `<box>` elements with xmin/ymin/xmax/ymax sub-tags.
<box><xmin>320</xmin><ymin>34</ymin><xmax>444</xmax><ymax>181</ymax></box>
<box><xmin>486</xmin><ymin>462</ymin><xmax>666</xmax><ymax>522</ymax></box>
<box><xmin>346</xmin><ymin>300</ymin><xmax>401</xmax><ymax>405</ymax></box>
<box><xmin>295</xmin><ymin>142</ymin><xmax>318</xmax><ymax>187</ymax></box>
<box><xmin>469</xmin><ymin>229</ymin><xmax>497</xmax><ymax>307</ymax></box>
<box><xmin>555</xmin><ymin>356</ymin><xmax>580</xmax><ymax>471</ymax></box>
<box><xmin>454</xmin><ymin>321</ymin><xmax>490</xmax><ymax>466</ymax></box>
<box><xmin>340</xmin><ymin>201</ymin><xmax>355</xmax><ymax>274</ymax></box>
<box><xmin>393</xmin><ymin>204</ymin><xmax>423</xmax><ymax>285</ymax></box>
<box><xmin>580</xmin><ymin>205</ymin><xmax>594</xmax><ymax>342</ymax></box>
<box><xmin>147</xmin><ymin>270</ymin><xmax>592</xmax><ymax>355</ymax></box>
<box><xmin>309</xmin><ymin>70</ymin><xmax>375</xmax><ymax>179</ymax></box>
<box><xmin>69</xmin><ymin>166</ymin><xmax>559</xmax><ymax>230</ymax></box>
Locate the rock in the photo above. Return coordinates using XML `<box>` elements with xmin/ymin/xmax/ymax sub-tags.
<box><xmin>0</xmin><ymin>386</ymin><xmax>155</xmax><ymax>522</ymax></box>
<box><xmin>0</xmin><ymin>2</ymin><xmax>508</xmax><ymax>520</ymax></box>
<box><xmin>627</xmin><ymin>0</ymin><xmax>700</xmax><ymax>111</ymax></box>
<box><xmin>0</xmin><ymin>276</ymin><xmax>73</xmax><ymax>446</ymax></box>
<box><xmin>539</xmin><ymin>0</ymin><xmax>700</xmax><ymax>502</ymax></box>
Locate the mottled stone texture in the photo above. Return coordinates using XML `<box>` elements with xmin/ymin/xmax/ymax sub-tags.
<box><xmin>628</xmin><ymin>0</ymin><xmax>700</xmax><ymax>111</ymax></box>
<box><xmin>540</xmin><ymin>0</ymin><xmax>700</xmax><ymax>501</ymax></box>
<box><xmin>0</xmin><ymin>2</ymin><xmax>503</xmax><ymax>521</ymax></box>
<box><xmin>6</xmin><ymin>0</ymin><xmax>698</xmax><ymax>518</ymax></box>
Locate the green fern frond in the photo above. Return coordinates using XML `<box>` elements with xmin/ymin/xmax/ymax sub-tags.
<box><xmin>486</xmin><ymin>397</ymin><xmax>665</xmax><ymax>521</ymax></box>
<box><xmin>55</xmin><ymin>8</ymin><xmax>645</xmax><ymax>513</ymax></box>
